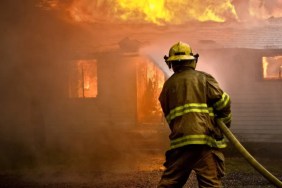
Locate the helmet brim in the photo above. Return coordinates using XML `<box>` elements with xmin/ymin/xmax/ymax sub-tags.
<box><xmin>167</xmin><ymin>55</ymin><xmax>195</xmax><ymax>62</ymax></box>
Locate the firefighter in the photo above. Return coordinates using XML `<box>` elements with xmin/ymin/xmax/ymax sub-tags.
<box><xmin>158</xmin><ymin>42</ymin><xmax>232</xmax><ymax>188</ymax></box>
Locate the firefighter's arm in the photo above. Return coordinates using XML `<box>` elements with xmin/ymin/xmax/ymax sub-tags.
<box><xmin>158</xmin><ymin>86</ymin><xmax>169</xmax><ymax>117</ymax></box>
<box><xmin>214</xmin><ymin>96</ymin><xmax>231</xmax><ymax>127</ymax></box>
<box><xmin>206</xmin><ymin>74</ymin><xmax>232</xmax><ymax>127</ymax></box>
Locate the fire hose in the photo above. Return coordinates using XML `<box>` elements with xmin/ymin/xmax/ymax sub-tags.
<box><xmin>216</xmin><ymin>119</ymin><xmax>282</xmax><ymax>188</ymax></box>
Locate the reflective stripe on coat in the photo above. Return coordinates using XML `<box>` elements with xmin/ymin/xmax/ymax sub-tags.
<box><xmin>159</xmin><ymin>67</ymin><xmax>232</xmax><ymax>150</ymax></box>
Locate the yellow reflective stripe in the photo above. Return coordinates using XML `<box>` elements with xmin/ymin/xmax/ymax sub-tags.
<box><xmin>166</xmin><ymin>103</ymin><xmax>211</xmax><ymax>123</ymax></box>
<box><xmin>218</xmin><ymin>113</ymin><xmax>232</xmax><ymax>124</ymax></box>
<box><xmin>208</xmin><ymin>107</ymin><xmax>215</xmax><ymax>116</ymax></box>
<box><xmin>170</xmin><ymin>135</ymin><xmax>227</xmax><ymax>150</ymax></box>
<box><xmin>214</xmin><ymin>92</ymin><xmax>230</xmax><ymax>110</ymax></box>
<box><xmin>169</xmin><ymin>103</ymin><xmax>208</xmax><ymax>114</ymax></box>
<box><xmin>168</xmin><ymin>108</ymin><xmax>209</xmax><ymax>119</ymax></box>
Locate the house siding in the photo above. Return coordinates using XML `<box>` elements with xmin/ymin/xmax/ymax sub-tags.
<box><xmin>200</xmin><ymin>49</ymin><xmax>282</xmax><ymax>142</ymax></box>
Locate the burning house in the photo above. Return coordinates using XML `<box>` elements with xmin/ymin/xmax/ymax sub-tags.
<box><xmin>1</xmin><ymin>0</ymin><xmax>282</xmax><ymax>172</ymax></box>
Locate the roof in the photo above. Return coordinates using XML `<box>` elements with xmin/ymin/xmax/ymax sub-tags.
<box><xmin>177</xmin><ymin>19</ymin><xmax>282</xmax><ymax>50</ymax></box>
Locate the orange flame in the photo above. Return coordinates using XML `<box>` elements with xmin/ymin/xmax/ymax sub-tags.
<box><xmin>69</xmin><ymin>60</ymin><xmax>98</xmax><ymax>98</ymax></box>
<box><xmin>39</xmin><ymin>0</ymin><xmax>238</xmax><ymax>25</ymax></box>
<box><xmin>137</xmin><ymin>57</ymin><xmax>164</xmax><ymax>123</ymax></box>
<box><xmin>262</xmin><ymin>56</ymin><xmax>282</xmax><ymax>80</ymax></box>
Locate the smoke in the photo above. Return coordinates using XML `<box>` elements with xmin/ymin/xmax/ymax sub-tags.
<box><xmin>0</xmin><ymin>1</ymin><xmax>154</xmax><ymax>183</ymax></box>
<box><xmin>233</xmin><ymin>0</ymin><xmax>282</xmax><ymax>21</ymax></box>
<box><xmin>139</xmin><ymin>42</ymin><xmax>173</xmax><ymax>78</ymax></box>
<box><xmin>0</xmin><ymin>0</ymin><xmax>73</xmax><ymax>169</ymax></box>
<box><xmin>1</xmin><ymin>0</ymin><xmax>281</xmax><ymax>186</ymax></box>
<box><xmin>250</xmin><ymin>0</ymin><xmax>282</xmax><ymax>19</ymax></box>
<box><xmin>139</xmin><ymin>41</ymin><xmax>230</xmax><ymax>90</ymax></box>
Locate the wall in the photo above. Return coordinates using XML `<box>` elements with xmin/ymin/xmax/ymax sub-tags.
<box><xmin>96</xmin><ymin>52</ymin><xmax>138</xmax><ymax>127</ymax></box>
<box><xmin>199</xmin><ymin>48</ymin><xmax>282</xmax><ymax>142</ymax></box>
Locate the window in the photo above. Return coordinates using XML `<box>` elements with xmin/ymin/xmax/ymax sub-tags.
<box><xmin>69</xmin><ymin>59</ymin><xmax>98</xmax><ymax>98</ymax></box>
<box><xmin>262</xmin><ymin>56</ymin><xmax>282</xmax><ymax>80</ymax></box>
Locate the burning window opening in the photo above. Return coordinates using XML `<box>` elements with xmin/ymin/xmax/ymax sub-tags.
<box><xmin>69</xmin><ymin>60</ymin><xmax>98</xmax><ymax>98</ymax></box>
<box><xmin>137</xmin><ymin>58</ymin><xmax>164</xmax><ymax>124</ymax></box>
<box><xmin>262</xmin><ymin>56</ymin><xmax>282</xmax><ymax>80</ymax></box>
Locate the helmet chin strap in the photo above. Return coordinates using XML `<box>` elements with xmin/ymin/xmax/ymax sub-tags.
<box><xmin>193</xmin><ymin>53</ymin><xmax>199</xmax><ymax>63</ymax></box>
<box><xmin>164</xmin><ymin>55</ymin><xmax>172</xmax><ymax>69</ymax></box>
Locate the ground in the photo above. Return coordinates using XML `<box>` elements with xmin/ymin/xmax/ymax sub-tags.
<box><xmin>1</xmin><ymin>143</ymin><xmax>282</xmax><ymax>188</ymax></box>
<box><xmin>0</xmin><ymin>131</ymin><xmax>282</xmax><ymax>188</ymax></box>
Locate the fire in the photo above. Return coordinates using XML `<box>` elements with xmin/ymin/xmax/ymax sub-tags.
<box><xmin>262</xmin><ymin>56</ymin><xmax>282</xmax><ymax>80</ymax></box>
<box><xmin>37</xmin><ymin>0</ymin><xmax>59</xmax><ymax>10</ymax></box>
<box><xmin>38</xmin><ymin>0</ymin><xmax>282</xmax><ymax>24</ymax></box>
<box><xmin>262</xmin><ymin>57</ymin><xmax>268</xmax><ymax>78</ymax></box>
<box><xmin>119</xmin><ymin>0</ymin><xmax>239</xmax><ymax>23</ymax></box>
<box><xmin>39</xmin><ymin>0</ymin><xmax>238</xmax><ymax>25</ymax></box>
<box><xmin>69</xmin><ymin>60</ymin><xmax>98</xmax><ymax>98</ymax></box>
<box><xmin>137</xmin><ymin>57</ymin><xmax>165</xmax><ymax>123</ymax></box>
<box><xmin>117</xmin><ymin>0</ymin><xmax>173</xmax><ymax>25</ymax></box>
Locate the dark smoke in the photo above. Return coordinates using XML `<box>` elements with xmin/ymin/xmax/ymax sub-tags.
<box><xmin>0</xmin><ymin>1</ymin><xmax>152</xmax><ymax>183</ymax></box>
<box><xmin>0</xmin><ymin>0</ymin><xmax>75</xmax><ymax>171</ymax></box>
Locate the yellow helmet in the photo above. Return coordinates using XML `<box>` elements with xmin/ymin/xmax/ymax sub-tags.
<box><xmin>166</xmin><ymin>41</ymin><xmax>195</xmax><ymax>62</ymax></box>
